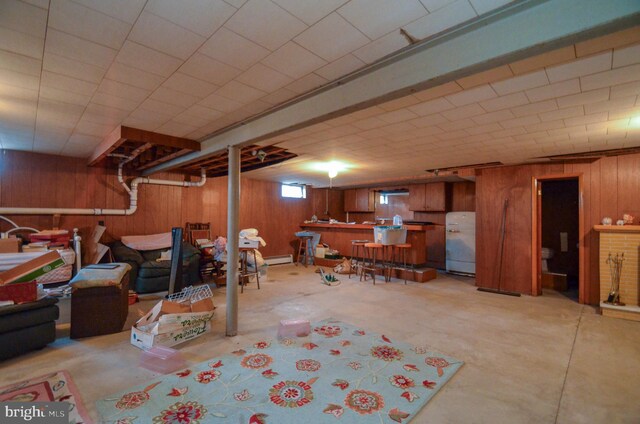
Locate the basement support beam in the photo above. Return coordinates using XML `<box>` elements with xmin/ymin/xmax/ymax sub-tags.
<box><xmin>142</xmin><ymin>0</ymin><xmax>640</xmax><ymax>176</ymax></box>
<box><xmin>226</xmin><ymin>145</ymin><xmax>240</xmax><ymax>337</ymax></box>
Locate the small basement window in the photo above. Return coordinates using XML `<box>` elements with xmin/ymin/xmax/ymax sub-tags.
<box><xmin>379</xmin><ymin>194</ymin><xmax>389</xmax><ymax>205</ymax></box>
<box><xmin>281</xmin><ymin>184</ymin><xmax>306</xmax><ymax>199</ymax></box>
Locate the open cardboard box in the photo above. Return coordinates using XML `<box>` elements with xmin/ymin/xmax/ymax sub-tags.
<box><xmin>0</xmin><ymin>238</ymin><xmax>20</xmax><ymax>254</ymax></box>
<box><xmin>0</xmin><ymin>251</ymin><xmax>65</xmax><ymax>285</ymax></box>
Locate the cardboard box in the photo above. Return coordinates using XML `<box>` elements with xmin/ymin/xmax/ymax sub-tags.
<box><xmin>239</xmin><ymin>238</ymin><xmax>259</xmax><ymax>249</ymax></box>
<box><xmin>0</xmin><ymin>238</ymin><xmax>20</xmax><ymax>254</ymax></box>
<box><xmin>0</xmin><ymin>281</ymin><xmax>37</xmax><ymax>303</ymax></box>
<box><xmin>130</xmin><ymin>294</ymin><xmax>215</xmax><ymax>350</ymax></box>
<box><xmin>0</xmin><ymin>251</ymin><xmax>65</xmax><ymax>285</ymax></box>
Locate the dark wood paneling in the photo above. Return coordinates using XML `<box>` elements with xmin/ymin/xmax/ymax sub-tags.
<box><xmin>311</xmin><ymin>188</ymin><xmax>345</xmax><ymax>221</ymax></box>
<box><xmin>451</xmin><ymin>181</ymin><xmax>475</xmax><ymax>211</ymax></box>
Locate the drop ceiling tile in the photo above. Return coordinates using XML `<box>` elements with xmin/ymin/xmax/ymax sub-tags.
<box><xmin>294</xmin><ymin>13</ymin><xmax>369</xmax><ymax>62</ymax></box>
<box><xmin>225</xmin><ymin>0</ymin><xmax>307</xmax><ymax>51</ymax></box>
<box><xmin>0</xmin><ymin>82</ymin><xmax>38</xmax><ymax>102</ymax></box>
<box><xmin>377</xmin><ymin>108</ymin><xmax>419</xmax><ymax>124</ymax></box>
<box><xmin>46</xmin><ymin>29</ymin><xmax>117</xmax><ymax>69</ymax></box>
<box><xmin>491</xmin><ymin>70</ymin><xmax>548</xmax><ymax>95</ymax></box>
<box><xmin>161</xmin><ymin>73</ymin><xmax>218</xmax><ymax>99</ymax></box>
<box><xmin>90</xmin><ymin>92</ymin><xmax>141</xmax><ymax>112</ymax></box>
<box><xmin>0</xmin><ymin>0</ymin><xmax>47</xmax><ymax>38</ymax></box>
<box><xmin>43</xmin><ymin>52</ymin><xmax>106</xmax><ymax>83</ymax></box>
<box><xmin>509</xmin><ymin>46</ymin><xmax>576</xmax><ymax>75</ymax></box>
<box><xmin>479</xmin><ymin>92</ymin><xmax>529</xmax><ymax>112</ymax></box>
<box><xmin>556</xmin><ymin>88</ymin><xmax>610</xmax><ymax>109</ymax></box>
<box><xmin>198</xmin><ymin>92</ymin><xmax>244</xmax><ymax>113</ymax></box>
<box><xmin>21</xmin><ymin>0</ymin><xmax>49</xmax><ymax>9</ymax></box>
<box><xmin>434</xmin><ymin>129</ymin><xmax>469</xmax><ymax>141</ymax></box>
<box><xmin>438</xmin><ymin>118</ymin><xmax>477</xmax><ymax>132</ymax></box>
<box><xmin>126</xmin><ymin>108</ymin><xmax>172</xmax><ymax>128</ymax></box>
<box><xmin>379</xmin><ymin>95</ymin><xmax>421</xmax><ymax>111</ymax></box>
<box><xmin>104</xmin><ymin>62</ymin><xmax>165</xmax><ymax>91</ymax></box>
<box><xmin>199</xmin><ymin>27</ymin><xmax>270</xmax><ymax>71</ymax></box>
<box><xmin>0</xmin><ymin>68</ymin><xmax>40</xmax><ymax>90</ymax></box>
<box><xmin>612</xmin><ymin>43</ymin><xmax>640</xmax><ymax>69</ymax></box>
<box><xmin>580</xmin><ymin>64</ymin><xmax>640</xmax><ymax>91</ymax></box>
<box><xmin>260</xmin><ymin>87</ymin><xmax>298</xmax><ymax>105</ymax></box>
<box><xmin>150</xmin><ymin>86</ymin><xmax>202</xmax><ymax>108</ymax></box>
<box><xmin>338</xmin><ymin>0</ymin><xmax>427</xmax><ymax>40</ymax></box>
<box><xmin>286</xmin><ymin>72</ymin><xmax>328</xmax><ymax>94</ymax></box>
<box><xmin>608</xmin><ymin>106</ymin><xmax>640</xmax><ymax>120</ymax></box>
<box><xmin>155</xmin><ymin>120</ymin><xmax>199</xmax><ymax>137</ymax></box>
<box><xmin>465</xmin><ymin>122</ymin><xmax>502</xmax><ymax>135</ymax></box>
<box><xmin>34</xmin><ymin>128</ymin><xmax>71</xmax><ymax>147</ymax></box>
<box><xmin>539</xmin><ymin>105</ymin><xmax>583</xmax><ymax>122</ymax></box>
<box><xmin>545</xmin><ymin>51</ymin><xmax>612</xmax><ymax>83</ymax></box>
<box><xmin>471</xmin><ymin>109</ymin><xmax>514</xmax><ymax>125</ymax></box>
<box><xmin>456</xmin><ymin>65</ymin><xmax>513</xmax><ymax>89</ymax></box>
<box><xmin>445</xmin><ymin>84</ymin><xmax>497</xmax><ymax>106</ymax></box>
<box><xmin>173</xmin><ymin>110</ymin><xmax>216</xmax><ymax>128</ymax></box>
<box><xmin>71</xmin><ymin>0</ymin><xmax>145</xmax><ymax>24</ymax></box>
<box><xmin>0</xmin><ymin>99</ymin><xmax>37</xmax><ymax>126</ymax></box>
<box><xmin>262</xmin><ymin>42</ymin><xmax>327</xmax><ymax>79</ymax></box>
<box><xmin>525</xmin><ymin>78</ymin><xmax>580</xmax><ymax>103</ymax></box>
<box><xmin>0</xmin><ymin>50</ymin><xmax>41</xmax><ymax>76</ymax></box>
<box><xmin>584</xmin><ymin>96</ymin><xmax>637</xmax><ymax>115</ymax></box>
<box><xmin>408</xmin><ymin>98</ymin><xmax>455</xmax><ymax>116</ymax></box>
<box><xmin>74</xmin><ymin>119</ymin><xmax>116</xmax><ymax>137</ymax></box>
<box><xmin>500</xmin><ymin>114</ymin><xmax>540</xmax><ymax>129</ymax></box>
<box><xmin>96</xmin><ymin>79</ymin><xmax>152</xmax><ymax>103</ymax></box>
<box><xmin>524</xmin><ymin>120</ymin><xmax>565</xmax><ymax>132</ymax></box>
<box><xmin>511</xmin><ymin>99</ymin><xmax>557</xmax><ymax>117</ymax></box>
<box><xmin>215</xmin><ymin>80</ymin><xmax>267</xmax><ymax>104</ymax></box>
<box><xmin>469</xmin><ymin>0</ymin><xmax>511</xmax><ymax>14</ymax></box>
<box><xmin>138</xmin><ymin>98</ymin><xmax>186</xmax><ymax>117</ymax></box>
<box><xmin>49</xmin><ymin>0</ymin><xmax>130</xmax><ymax>50</ymax></box>
<box><xmin>441</xmin><ymin>103</ymin><xmax>485</xmax><ymax>120</ymax></box>
<box><xmin>41</xmin><ymin>71</ymin><xmax>98</xmax><ymax>96</ymax></box>
<box><xmin>408</xmin><ymin>113</ymin><xmax>448</xmax><ymax>128</ymax></box>
<box><xmin>116</xmin><ymin>41</ymin><xmax>182</xmax><ymax>78</ymax></box>
<box><xmin>315</xmin><ymin>54</ymin><xmax>365</xmax><ymax>81</ymax></box>
<box><xmin>0</xmin><ymin>27</ymin><xmax>45</xmax><ymax>59</ymax></box>
<box><xmin>180</xmin><ymin>53</ymin><xmax>242</xmax><ymax>85</ymax></box>
<box><xmin>82</xmin><ymin>103</ymin><xmax>129</xmax><ymax>125</ymax></box>
<box><xmin>182</xmin><ymin>104</ymin><xmax>224</xmax><ymax>121</ymax></box>
<box><xmin>237</xmin><ymin>63</ymin><xmax>293</xmax><ymax>92</ymax></box>
<box><xmin>610</xmin><ymin>81</ymin><xmax>640</xmax><ymax>99</ymax></box>
<box><xmin>39</xmin><ymin>85</ymin><xmax>92</xmax><ymax>106</ymax></box>
<box><xmin>404</xmin><ymin>0</ymin><xmax>477</xmax><ymax>40</ymax></box>
<box><xmin>129</xmin><ymin>12</ymin><xmax>206</xmax><ymax>60</ymax></box>
<box><xmin>147</xmin><ymin>0</ymin><xmax>236</xmax><ymax>38</ymax></box>
<box><xmin>37</xmin><ymin>98</ymin><xmax>84</xmax><ymax>128</ymax></box>
<box><xmin>353</xmin><ymin>31</ymin><xmax>409</xmax><ymax>64</ymax></box>
<box><xmin>414</xmin><ymin>81</ymin><xmax>462</xmax><ymax>101</ymax></box>
<box><xmin>563</xmin><ymin>112</ymin><xmax>608</xmax><ymax>127</ymax></box>
<box><xmin>272</xmin><ymin>0</ymin><xmax>349</xmax><ymax>25</ymax></box>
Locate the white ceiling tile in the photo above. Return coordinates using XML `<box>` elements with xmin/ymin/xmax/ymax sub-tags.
<box><xmin>610</xmin><ymin>80</ymin><xmax>640</xmax><ymax>99</ymax></box>
<box><xmin>0</xmin><ymin>27</ymin><xmax>45</xmax><ymax>59</ymax></box>
<box><xmin>490</xmin><ymin>70</ymin><xmax>548</xmax><ymax>95</ymax></box>
<box><xmin>116</xmin><ymin>41</ymin><xmax>184</xmax><ymax>77</ymax></box>
<box><xmin>556</xmin><ymin>88</ymin><xmax>610</xmax><ymax>109</ymax></box>
<box><xmin>173</xmin><ymin>110</ymin><xmax>215</xmax><ymax>128</ymax></box>
<box><xmin>36</xmin><ymin>98</ymin><xmax>84</xmax><ymax>128</ymax></box>
<box><xmin>0</xmin><ymin>82</ymin><xmax>39</xmax><ymax>102</ymax></box>
<box><xmin>138</xmin><ymin>98</ymin><xmax>185</xmax><ymax>117</ymax></box>
<box><xmin>471</xmin><ymin>109</ymin><xmax>514</xmax><ymax>124</ymax></box>
<box><xmin>338</xmin><ymin>0</ymin><xmax>427</xmax><ymax>40</ymax></box>
<box><xmin>469</xmin><ymin>0</ymin><xmax>511</xmax><ymax>15</ymax></box>
<box><xmin>41</xmin><ymin>71</ymin><xmax>98</xmax><ymax>96</ymax></box>
<box><xmin>419</xmin><ymin>0</ymin><xmax>456</xmax><ymax>12</ymax></box>
<box><xmin>500</xmin><ymin>114</ymin><xmax>540</xmax><ymax>128</ymax></box>
<box><xmin>437</xmin><ymin>118</ymin><xmax>477</xmax><ymax>131</ymax></box>
<box><xmin>146</xmin><ymin>0</ymin><xmax>237</xmax><ymax>38</ymax></box>
<box><xmin>271</xmin><ymin>0</ymin><xmax>348</xmax><ymax>25</ymax></box>
<box><xmin>511</xmin><ymin>99</ymin><xmax>557</xmax><ymax>117</ymax></box>
<box><xmin>408</xmin><ymin>98</ymin><xmax>455</xmax><ymax>115</ymax></box>
<box><xmin>198</xmin><ymin>92</ymin><xmax>244</xmax><ymax>113</ymax></box>
<box><xmin>236</xmin><ymin>63</ymin><xmax>293</xmax><ymax>92</ymax></box>
<box><xmin>104</xmin><ymin>62</ymin><xmax>165</xmax><ymax>91</ymax></box>
<box><xmin>0</xmin><ymin>68</ymin><xmax>40</xmax><ymax>90</ymax></box>
<box><xmin>377</xmin><ymin>108</ymin><xmax>419</xmax><ymax>124</ymax></box>
<box><xmin>0</xmin><ymin>98</ymin><xmax>37</xmax><ymax>126</ymax></box>
<box><xmin>408</xmin><ymin>113</ymin><xmax>448</xmax><ymax>127</ymax></box>
<box><xmin>74</xmin><ymin>119</ymin><xmax>116</xmax><ymax>137</ymax></box>
<box><xmin>215</xmin><ymin>80</ymin><xmax>266</xmax><ymax>104</ymax></box>
<box><xmin>479</xmin><ymin>92</ymin><xmax>529</xmax><ymax>112</ymax></box>
<box><xmin>262</xmin><ymin>42</ymin><xmax>327</xmax><ymax>79</ymax></box>
<box><xmin>34</xmin><ymin>128</ymin><xmax>71</xmax><ymax>148</ymax></box>
<box><xmin>90</xmin><ymin>92</ymin><xmax>141</xmax><ymax>112</ymax></box>
<box><xmin>49</xmin><ymin>0</ymin><xmax>131</xmax><ymax>50</ymax></box>
<box><xmin>315</xmin><ymin>54</ymin><xmax>365</xmax><ymax>81</ymax></box>
<box><xmin>96</xmin><ymin>79</ymin><xmax>152</xmax><ymax>103</ymax></box>
<box><xmin>563</xmin><ymin>112</ymin><xmax>608</xmax><ymax>127</ymax></box>
<box><xmin>584</xmin><ymin>96</ymin><xmax>637</xmax><ymax>115</ymax></box>
<box><xmin>71</xmin><ymin>0</ymin><xmax>146</xmax><ymax>24</ymax></box>
<box><xmin>445</xmin><ymin>84</ymin><xmax>497</xmax><ymax>106</ymax></box>
<box><xmin>21</xmin><ymin>0</ymin><xmax>49</xmax><ymax>9</ymax></box>
<box><xmin>150</xmin><ymin>86</ymin><xmax>201</xmax><ymax>109</ymax></box>
<box><xmin>441</xmin><ymin>103</ymin><xmax>485</xmax><ymax>120</ymax></box>
<box><xmin>199</xmin><ymin>28</ymin><xmax>270</xmax><ymax>71</ymax></box>
<box><xmin>179</xmin><ymin>53</ymin><xmax>242</xmax><ymax>85</ymax></box>
<box><xmin>285</xmin><ymin>73</ymin><xmax>327</xmax><ymax>94</ymax></box>
<box><xmin>404</xmin><ymin>0</ymin><xmax>476</xmax><ymax>40</ymax></box>
<box><xmin>0</xmin><ymin>50</ymin><xmax>41</xmax><ymax>76</ymax></box>
<box><xmin>43</xmin><ymin>52</ymin><xmax>106</xmax><ymax>83</ymax></box>
<box><xmin>222</xmin><ymin>0</ymin><xmax>247</xmax><ymax>7</ymax></box>
<box><xmin>539</xmin><ymin>106</ymin><xmax>583</xmax><ymax>122</ymax></box>
<box><xmin>39</xmin><ymin>84</ymin><xmax>92</xmax><ymax>106</ymax></box>
<box><xmin>0</xmin><ymin>0</ymin><xmax>47</xmax><ymax>39</ymax></box>
<box><xmin>126</xmin><ymin>108</ymin><xmax>172</xmax><ymax>129</ymax></box>
<box><xmin>613</xmin><ymin>44</ymin><xmax>640</xmax><ymax>68</ymax></box>
<box><xmin>225</xmin><ymin>0</ymin><xmax>307</xmax><ymax>51</ymax></box>
<box><xmin>46</xmin><ymin>29</ymin><xmax>117</xmax><ymax>69</ymax></box>
<box><xmin>83</xmin><ymin>103</ymin><xmax>131</xmax><ymax>123</ymax></box>
<box><xmin>260</xmin><ymin>87</ymin><xmax>298</xmax><ymax>105</ymax></box>
<box><xmin>161</xmin><ymin>73</ymin><xmax>219</xmax><ymax>99</ymax></box>
<box><xmin>353</xmin><ymin>31</ymin><xmax>409</xmax><ymax>64</ymax></box>
<box><xmin>465</xmin><ymin>122</ymin><xmax>502</xmax><ymax>135</ymax></box>
<box><xmin>524</xmin><ymin>78</ymin><xmax>580</xmax><ymax>102</ymax></box>
<box><xmin>545</xmin><ymin>51</ymin><xmax>611</xmax><ymax>83</ymax></box>
<box><xmin>155</xmin><ymin>120</ymin><xmax>199</xmax><ymax>137</ymax></box>
<box><xmin>294</xmin><ymin>13</ymin><xmax>370</xmax><ymax>62</ymax></box>
<box><xmin>581</xmin><ymin>64</ymin><xmax>640</xmax><ymax>91</ymax></box>
<box><xmin>184</xmin><ymin>104</ymin><xmax>225</xmax><ymax>121</ymax></box>
<box><xmin>129</xmin><ymin>12</ymin><xmax>206</xmax><ymax>60</ymax></box>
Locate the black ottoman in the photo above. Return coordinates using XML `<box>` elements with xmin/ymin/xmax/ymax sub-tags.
<box><xmin>0</xmin><ymin>296</ymin><xmax>59</xmax><ymax>361</ymax></box>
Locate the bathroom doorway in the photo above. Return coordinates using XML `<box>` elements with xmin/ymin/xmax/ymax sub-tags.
<box><xmin>531</xmin><ymin>174</ymin><xmax>584</xmax><ymax>303</ymax></box>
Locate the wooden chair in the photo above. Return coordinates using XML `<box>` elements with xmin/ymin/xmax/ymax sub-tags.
<box><xmin>184</xmin><ymin>223</ymin><xmax>221</xmax><ymax>282</ymax></box>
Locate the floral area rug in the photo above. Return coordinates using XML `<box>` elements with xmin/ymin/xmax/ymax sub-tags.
<box><xmin>0</xmin><ymin>370</ymin><xmax>92</xmax><ymax>424</ymax></box>
<box><xmin>96</xmin><ymin>319</ymin><xmax>463</xmax><ymax>423</ymax></box>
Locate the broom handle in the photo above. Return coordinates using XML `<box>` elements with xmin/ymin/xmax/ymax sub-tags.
<box><xmin>497</xmin><ymin>199</ymin><xmax>509</xmax><ymax>291</ymax></box>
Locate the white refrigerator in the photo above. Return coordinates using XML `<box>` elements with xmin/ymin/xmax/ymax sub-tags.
<box><xmin>446</xmin><ymin>212</ymin><xmax>476</xmax><ymax>275</ymax></box>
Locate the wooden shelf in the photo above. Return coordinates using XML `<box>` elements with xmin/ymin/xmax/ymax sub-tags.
<box><xmin>594</xmin><ymin>225</ymin><xmax>640</xmax><ymax>232</ymax></box>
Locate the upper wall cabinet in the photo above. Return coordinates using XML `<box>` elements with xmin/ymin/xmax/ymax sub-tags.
<box><xmin>409</xmin><ymin>182</ymin><xmax>450</xmax><ymax>211</ymax></box>
<box><xmin>344</xmin><ymin>188</ymin><xmax>374</xmax><ymax>212</ymax></box>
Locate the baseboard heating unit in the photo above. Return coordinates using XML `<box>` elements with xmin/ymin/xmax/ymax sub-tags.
<box><xmin>264</xmin><ymin>255</ymin><xmax>293</xmax><ymax>265</ymax></box>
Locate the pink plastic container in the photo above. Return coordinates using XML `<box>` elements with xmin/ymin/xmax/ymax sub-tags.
<box><xmin>277</xmin><ymin>319</ymin><xmax>310</xmax><ymax>338</ymax></box>
<box><xmin>139</xmin><ymin>346</ymin><xmax>187</xmax><ymax>374</ymax></box>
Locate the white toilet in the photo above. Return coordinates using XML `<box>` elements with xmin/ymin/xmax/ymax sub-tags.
<box><xmin>541</xmin><ymin>247</ymin><xmax>554</xmax><ymax>272</ymax></box>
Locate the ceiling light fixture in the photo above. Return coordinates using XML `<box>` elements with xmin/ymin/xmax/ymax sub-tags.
<box><xmin>630</xmin><ymin>115</ymin><xmax>640</xmax><ymax>128</ymax></box>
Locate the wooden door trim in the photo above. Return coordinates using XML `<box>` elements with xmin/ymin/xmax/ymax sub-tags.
<box><xmin>531</xmin><ymin>173</ymin><xmax>585</xmax><ymax>303</ymax></box>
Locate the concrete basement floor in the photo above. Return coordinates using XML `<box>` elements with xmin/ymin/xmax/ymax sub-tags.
<box><xmin>1</xmin><ymin>265</ymin><xmax>638</xmax><ymax>423</ymax></box>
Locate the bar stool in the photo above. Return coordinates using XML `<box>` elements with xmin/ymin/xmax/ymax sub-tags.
<box><xmin>239</xmin><ymin>248</ymin><xmax>260</xmax><ymax>293</ymax></box>
<box><xmin>296</xmin><ymin>235</ymin><xmax>314</xmax><ymax>267</ymax></box>
<box><xmin>349</xmin><ymin>240</ymin><xmax>369</xmax><ymax>279</ymax></box>
<box><xmin>392</xmin><ymin>243</ymin><xmax>412</xmax><ymax>284</ymax></box>
<box><xmin>361</xmin><ymin>243</ymin><xmax>384</xmax><ymax>284</ymax></box>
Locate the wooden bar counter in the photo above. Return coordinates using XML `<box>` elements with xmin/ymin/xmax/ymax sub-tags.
<box><xmin>299</xmin><ymin>223</ymin><xmax>434</xmax><ymax>266</ymax></box>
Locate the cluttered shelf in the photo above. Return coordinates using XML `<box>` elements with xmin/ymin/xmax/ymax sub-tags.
<box><xmin>299</xmin><ymin>222</ymin><xmax>435</xmax><ymax>231</ymax></box>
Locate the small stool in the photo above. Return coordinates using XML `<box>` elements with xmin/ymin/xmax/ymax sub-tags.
<box><xmin>349</xmin><ymin>240</ymin><xmax>369</xmax><ymax>279</ymax></box>
<box><xmin>296</xmin><ymin>235</ymin><xmax>314</xmax><ymax>267</ymax></box>
<box><xmin>239</xmin><ymin>248</ymin><xmax>260</xmax><ymax>293</ymax></box>
<box><xmin>361</xmin><ymin>243</ymin><xmax>384</xmax><ymax>284</ymax></box>
<box><xmin>392</xmin><ymin>244</ymin><xmax>413</xmax><ymax>284</ymax></box>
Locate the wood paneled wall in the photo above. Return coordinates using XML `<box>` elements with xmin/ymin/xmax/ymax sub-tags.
<box><xmin>0</xmin><ymin>150</ymin><xmax>313</xmax><ymax>258</ymax></box>
<box><xmin>476</xmin><ymin>154</ymin><xmax>640</xmax><ymax>304</ymax></box>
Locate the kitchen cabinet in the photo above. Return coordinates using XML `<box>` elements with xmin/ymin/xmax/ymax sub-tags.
<box><xmin>409</xmin><ymin>182</ymin><xmax>449</xmax><ymax>212</ymax></box>
<box><xmin>344</xmin><ymin>188</ymin><xmax>374</xmax><ymax>212</ymax></box>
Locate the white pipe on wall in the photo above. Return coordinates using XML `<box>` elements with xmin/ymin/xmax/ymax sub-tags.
<box><xmin>0</xmin><ymin>167</ymin><xmax>206</xmax><ymax>217</ymax></box>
